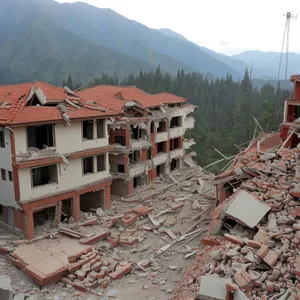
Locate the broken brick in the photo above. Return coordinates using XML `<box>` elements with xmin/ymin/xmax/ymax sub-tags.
<box><xmin>256</xmin><ymin>244</ymin><xmax>269</xmax><ymax>259</ymax></box>
<box><xmin>121</xmin><ymin>213</ymin><xmax>139</xmax><ymax>227</ymax></box>
<box><xmin>119</xmin><ymin>236</ymin><xmax>138</xmax><ymax>246</ymax></box>
<box><xmin>224</xmin><ymin>233</ymin><xmax>244</xmax><ymax>246</ymax></box>
<box><xmin>80</xmin><ymin>218</ymin><xmax>97</xmax><ymax>226</ymax></box>
<box><xmin>79</xmin><ymin>231</ymin><xmax>110</xmax><ymax>245</ymax></box>
<box><xmin>247</xmin><ymin>240</ymin><xmax>261</xmax><ymax>248</ymax></box>
<box><xmin>132</xmin><ymin>206</ymin><xmax>153</xmax><ymax>216</ymax></box>
<box><xmin>263</xmin><ymin>249</ymin><xmax>279</xmax><ymax>267</ymax></box>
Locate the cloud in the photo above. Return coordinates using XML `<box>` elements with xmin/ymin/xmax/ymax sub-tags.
<box><xmin>218</xmin><ymin>40</ymin><xmax>230</xmax><ymax>46</ymax></box>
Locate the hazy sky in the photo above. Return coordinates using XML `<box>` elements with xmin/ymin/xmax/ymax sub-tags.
<box><xmin>55</xmin><ymin>0</ymin><xmax>300</xmax><ymax>55</ymax></box>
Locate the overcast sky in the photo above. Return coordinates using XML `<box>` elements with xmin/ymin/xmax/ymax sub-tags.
<box><xmin>55</xmin><ymin>0</ymin><xmax>300</xmax><ymax>55</ymax></box>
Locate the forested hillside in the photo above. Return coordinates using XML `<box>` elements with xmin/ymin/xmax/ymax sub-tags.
<box><xmin>77</xmin><ymin>68</ymin><xmax>287</xmax><ymax>170</ymax></box>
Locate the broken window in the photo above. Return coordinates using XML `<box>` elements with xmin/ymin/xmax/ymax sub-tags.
<box><xmin>97</xmin><ymin>154</ymin><xmax>106</xmax><ymax>172</ymax></box>
<box><xmin>117</xmin><ymin>165</ymin><xmax>125</xmax><ymax>173</ymax></box>
<box><xmin>150</xmin><ymin>122</ymin><xmax>154</xmax><ymax>134</ymax></box>
<box><xmin>157</xmin><ymin>121</ymin><xmax>167</xmax><ymax>133</ymax></box>
<box><xmin>170</xmin><ymin>138</ymin><xmax>181</xmax><ymax>151</ymax></box>
<box><xmin>157</xmin><ymin>141</ymin><xmax>166</xmax><ymax>153</ymax></box>
<box><xmin>148</xmin><ymin>148</ymin><xmax>152</xmax><ymax>160</ymax></box>
<box><xmin>27</xmin><ymin>124</ymin><xmax>54</xmax><ymax>149</ymax></box>
<box><xmin>156</xmin><ymin>164</ymin><xmax>164</xmax><ymax>177</ymax></box>
<box><xmin>171</xmin><ymin>159</ymin><xmax>178</xmax><ymax>171</ymax></box>
<box><xmin>1</xmin><ymin>169</ymin><xmax>6</xmax><ymax>181</ymax></box>
<box><xmin>295</xmin><ymin>106</ymin><xmax>300</xmax><ymax>119</ymax></box>
<box><xmin>115</xmin><ymin>136</ymin><xmax>126</xmax><ymax>146</ymax></box>
<box><xmin>0</xmin><ymin>130</ymin><xmax>5</xmax><ymax>148</ymax></box>
<box><xmin>130</xmin><ymin>125</ymin><xmax>145</xmax><ymax>140</ymax></box>
<box><xmin>129</xmin><ymin>152</ymin><xmax>136</xmax><ymax>163</ymax></box>
<box><xmin>83</xmin><ymin>156</ymin><xmax>94</xmax><ymax>174</ymax></box>
<box><xmin>82</xmin><ymin>121</ymin><xmax>94</xmax><ymax>140</ymax></box>
<box><xmin>133</xmin><ymin>176</ymin><xmax>142</xmax><ymax>188</ymax></box>
<box><xmin>97</xmin><ymin>119</ymin><xmax>105</xmax><ymax>138</ymax></box>
<box><xmin>170</xmin><ymin>116</ymin><xmax>182</xmax><ymax>128</ymax></box>
<box><xmin>8</xmin><ymin>171</ymin><xmax>12</xmax><ymax>182</ymax></box>
<box><xmin>31</xmin><ymin>165</ymin><xmax>58</xmax><ymax>187</ymax></box>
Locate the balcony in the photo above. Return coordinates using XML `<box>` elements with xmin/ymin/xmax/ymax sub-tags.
<box><xmin>170</xmin><ymin>148</ymin><xmax>184</xmax><ymax>159</ymax></box>
<box><xmin>169</xmin><ymin>127</ymin><xmax>184</xmax><ymax>139</ymax></box>
<box><xmin>183</xmin><ymin>139</ymin><xmax>195</xmax><ymax>149</ymax></box>
<box><xmin>128</xmin><ymin>163</ymin><xmax>146</xmax><ymax>177</ymax></box>
<box><xmin>152</xmin><ymin>152</ymin><xmax>167</xmax><ymax>166</ymax></box>
<box><xmin>155</xmin><ymin>132</ymin><xmax>168</xmax><ymax>143</ymax></box>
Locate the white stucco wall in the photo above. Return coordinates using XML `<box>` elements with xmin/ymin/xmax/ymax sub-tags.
<box><xmin>18</xmin><ymin>153</ymin><xmax>110</xmax><ymax>202</ymax></box>
<box><xmin>14</xmin><ymin>119</ymin><xmax>109</xmax><ymax>156</ymax></box>
<box><xmin>155</xmin><ymin>132</ymin><xmax>168</xmax><ymax>143</ymax></box>
<box><xmin>152</xmin><ymin>153</ymin><xmax>167</xmax><ymax>166</ymax></box>
<box><xmin>0</xmin><ymin>128</ymin><xmax>16</xmax><ymax>207</ymax></box>
<box><xmin>169</xmin><ymin>127</ymin><xmax>184</xmax><ymax>139</ymax></box>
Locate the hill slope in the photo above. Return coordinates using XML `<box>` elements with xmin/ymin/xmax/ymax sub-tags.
<box><xmin>233</xmin><ymin>50</ymin><xmax>300</xmax><ymax>79</ymax></box>
<box><xmin>34</xmin><ymin>0</ymin><xmax>242</xmax><ymax>79</ymax></box>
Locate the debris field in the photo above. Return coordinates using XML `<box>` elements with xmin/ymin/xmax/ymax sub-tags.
<box><xmin>172</xmin><ymin>133</ymin><xmax>300</xmax><ymax>300</ymax></box>
<box><xmin>0</xmin><ymin>161</ymin><xmax>216</xmax><ymax>300</ymax></box>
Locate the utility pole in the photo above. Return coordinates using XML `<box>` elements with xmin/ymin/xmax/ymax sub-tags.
<box><xmin>278</xmin><ymin>12</ymin><xmax>297</xmax><ymax>83</ymax></box>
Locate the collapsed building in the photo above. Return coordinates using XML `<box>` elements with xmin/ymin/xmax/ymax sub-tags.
<box><xmin>172</xmin><ymin>75</ymin><xmax>300</xmax><ymax>300</ymax></box>
<box><xmin>0</xmin><ymin>82</ymin><xmax>196</xmax><ymax>240</ymax></box>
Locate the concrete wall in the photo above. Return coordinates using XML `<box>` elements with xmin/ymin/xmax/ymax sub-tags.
<box><xmin>14</xmin><ymin>119</ymin><xmax>109</xmax><ymax>156</ymax></box>
<box><xmin>0</xmin><ymin>128</ymin><xmax>16</xmax><ymax>207</ymax></box>
<box><xmin>18</xmin><ymin>153</ymin><xmax>110</xmax><ymax>202</ymax></box>
<box><xmin>111</xmin><ymin>178</ymin><xmax>128</xmax><ymax>197</ymax></box>
<box><xmin>155</xmin><ymin>132</ymin><xmax>168</xmax><ymax>143</ymax></box>
<box><xmin>152</xmin><ymin>153</ymin><xmax>167</xmax><ymax>166</ymax></box>
<box><xmin>169</xmin><ymin>127</ymin><xmax>184</xmax><ymax>139</ymax></box>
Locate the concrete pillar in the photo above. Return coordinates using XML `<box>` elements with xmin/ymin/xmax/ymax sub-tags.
<box><xmin>105</xmin><ymin>185</ymin><xmax>111</xmax><ymax>210</ymax></box>
<box><xmin>71</xmin><ymin>195</ymin><xmax>80</xmax><ymax>222</ymax></box>
<box><xmin>55</xmin><ymin>201</ymin><xmax>62</xmax><ymax>226</ymax></box>
<box><xmin>127</xmin><ymin>179</ymin><xmax>134</xmax><ymax>196</ymax></box>
<box><xmin>24</xmin><ymin>211</ymin><xmax>34</xmax><ymax>240</ymax></box>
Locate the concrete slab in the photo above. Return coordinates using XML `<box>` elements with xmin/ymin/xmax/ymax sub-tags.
<box><xmin>225</xmin><ymin>191</ymin><xmax>271</xmax><ymax>228</ymax></box>
<box><xmin>10</xmin><ymin>236</ymin><xmax>91</xmax><ymax>286</ymax></box>
<box><xmin>57</xmin><ymin>237</ymin><xmax>90</xmax><ymax>256</ymax></box>
<box><xmin>13</xmin><ymin>245</ymin><xmax>49</xmax><ymax>265</ymax></box>
<box><xmin>198</xmin><ymin>275</ymin><xmax>231</xmax><ymax>300</ymax></box>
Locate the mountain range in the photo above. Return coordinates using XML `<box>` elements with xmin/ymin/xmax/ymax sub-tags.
<box><xmin>0</xmin><ymin>0</ymin><xmax>299</xmax><ymax>85</ymax></box>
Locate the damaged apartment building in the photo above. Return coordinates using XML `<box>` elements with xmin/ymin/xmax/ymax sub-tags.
<box><xmin>0</xmin><ymin>82</ymin><xmax>196</xmax><ymax>240</ymax></box>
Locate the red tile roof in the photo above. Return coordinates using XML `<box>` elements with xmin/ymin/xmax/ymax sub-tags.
<box><xmin>0</xmin><ymin>82</ymin><xmax>187</xmax><ymax>125</ymax></box>
<box><xmin>79</xmin><ymin>85</ymin><xmax>187</xmax><ymax>110</ymax></box>
<box><xmin>0</xmin><ymin>82</ymin><xmax>116</xmax><ymax>125</ymax></box>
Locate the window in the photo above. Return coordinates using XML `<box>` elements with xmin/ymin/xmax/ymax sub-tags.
<box><xmin>1</xmin><ymin>169</ymin><xmax>6</xmax><ymax>181</ymax></box>
<box><xmin>117</xmin><ymin>165</ymin><xmax>125</xmax><ymax>173</ymax></box>
<box><xmin>157</xmin><ymin>142</ymin><xmax>166</xmax><ymax>153</ymax></box>
<box><xmin>150</xmin><ymin>122</ymin><xmax>154</xmax><ymax>134</ymax></box>
<box><xmin>97</xmin><ymin>155</ymin><xmax>105</xmax><ymax>172</ymax></box>
<box><xmin>8</xmin><ymin>171</ymin><xmax>12</xmax><ymax>182</ymax></box>
<box><xmin>27</xmin><ymin>125</ymin><xmax>54</xmax><ymax>149</ymax></box>
<box><xmin>129</xmin><ymin>151</ymin><xmax>140</xmax><ymax>163</ymax></box>
<box><xmin>97</xmin><ymin>119</ymin><xmax>105</xmax><ymax>138</ymax></box>
<box><xmin>170</xmin><ymin>116</ymin><xmax>182</xmax><ymax>128</ymax></box>
<box><xmin>82</xmin><ymin>121</ymin><xmax>94</xmax><ymax>140</ymax></box>
<box><xmin>31</xmin><ymin>165</ymin><xmax>58</xmax><ymax>187</ymax></box>
<box><xmin>83</xmin><ymin>156</ymin><xmax>94</xmax><ymax>174</ymax></box>
<box><xmin>115</xmin><ymin>136</ymin><xmax>126</xmax><ymax>146</ymax></box>
<box><xmin>148</xmin><ymin>148</ymin><xmax>152</xmax><ymax>160</ymax></box>
<box><xmin>0</xmin><ymin>130</ymin><xmax>5</xmax><ymax>148</ymax></box>
<box><xmin>170</xmin><ymin>138</ymin><xmax>181</xmax><ymax>151</ymax></box>
<box><xmin>157</xmin><ymin>121</ymin><xmax>167</xmax><ymax>133</ymax></box>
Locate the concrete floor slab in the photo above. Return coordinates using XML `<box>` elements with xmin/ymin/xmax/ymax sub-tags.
<box><xmin>13</xmin><ymin>245</ymin><xmax>49</xmax><ymax>264</ymax></box>
<box><xmin>57</xmin><ymin>237</ymin><xmax>90</xmax><ymax>255</ymax></box>
<box><xmin>28</xmin><ymin>256</ymin><xmax>65</xmax><ymax>276</ymax></box>
<box><xmin>52</xmin><ymin>252</ymin><xmax>69</xmax><ymax>265</ymax></box>
<box><xmin>225</xmin><ymin>190</ymin><xmax>270</xmax><ymax>228</ymax></box>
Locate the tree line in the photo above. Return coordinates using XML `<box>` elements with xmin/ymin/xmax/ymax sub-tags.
<box><xmin>63</xmin><ymin>68</ymin><xmax>288</xmax><ymax>171</ymax></box>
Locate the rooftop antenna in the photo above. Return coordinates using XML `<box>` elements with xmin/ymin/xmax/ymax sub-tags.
<box><xmin>277</xmin><ymin>12</ymin><xmax>297</xmax><ymax>84</ymax></box>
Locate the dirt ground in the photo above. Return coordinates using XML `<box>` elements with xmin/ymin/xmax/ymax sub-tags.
<box><xmin>0</xmin><ymin>165</ymin><xmax>215</xmax><ymax>300</ymax></box>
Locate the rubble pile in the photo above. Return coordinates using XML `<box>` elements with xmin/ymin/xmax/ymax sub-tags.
<box><xmin>60</xmin><ymin>248</ymin><xmax>132</xmax><ymax>297</ymax></box>
<box><xmin>173</xmin><ymin>138</ymin><xmax>300</xmax><ymax>300</ymax></box>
